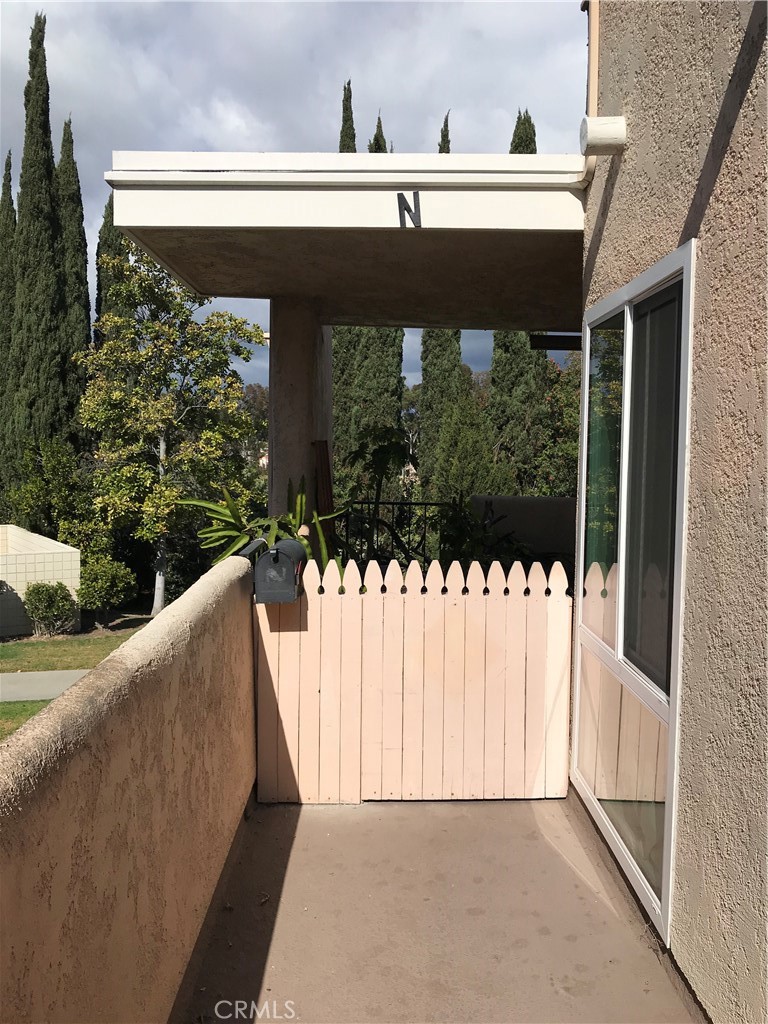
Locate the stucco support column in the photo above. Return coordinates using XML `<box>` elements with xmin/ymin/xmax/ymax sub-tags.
<box><xmin>268</xmin><ymin>300</ymin><xmax>333</xmax><ymax>516</ymax></box>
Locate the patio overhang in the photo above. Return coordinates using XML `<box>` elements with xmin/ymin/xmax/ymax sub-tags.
<box><xmin>107</xmin><ymin>152</ymin><xmax>587</xmax><ymax>330</ymax></box>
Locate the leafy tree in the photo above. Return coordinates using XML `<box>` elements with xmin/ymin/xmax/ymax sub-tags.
<box><xmin>368</xmin><ymin>113</ymin><xmax>387</xmax><ymax>153</ymax></box>
<box><xmin>0</xmin><ymin>152</ymin><xmax>16</xmax><ymax>455</ymax></box>
<box><xmin>78</xmin><ymin>554</ymin><xmax>137</xmax><ymax>627</ymax></box>
<box><xmin>80</xmin><ymin>244</ymin><xmax>264</xmax><ymax>616</ymax></box>
<box><xmin>242</xmin><ymin>382</ymin><xmax>269</xmax><ymax>451</ymax></box>
<box><xmin>338</xmin><ymin>79</ymin><xmax>356</xmax><ymax>153</ymax></box>
<box><xmin>510</xmin><ymin>108</ymin><xmax>536</xmax><ymax>154</ymax></box>
<box><xmin>55</xmin><ymin>119</ymin><xmax>89</xmax><ymax>409</ymax></box>
<box><xmin>5</xmin><ymin>14</ymin><xmax>68</xmax><ymax>479</ymax></box>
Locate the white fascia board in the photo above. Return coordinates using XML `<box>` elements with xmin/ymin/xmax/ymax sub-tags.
<box><xmin>113</xmin><ymin>185</ymin><xmax>584</xmax><ymax>233</ymax></box>
<box><xmin>107</xmin><ymin>151</ymin><xmax>589</xmax><ymax>191</ymax></box>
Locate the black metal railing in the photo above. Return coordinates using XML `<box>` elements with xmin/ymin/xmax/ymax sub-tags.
<box><xmin>338</xmin><ymin>500</ymin><xmax>453</xmax><ymax>568</ymax></box>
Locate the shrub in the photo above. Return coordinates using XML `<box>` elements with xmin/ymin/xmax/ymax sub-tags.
<box><xmin>23</xmin><ymin>582</ymin><xmax>78</xmax><ymax>637</ymax></box>
<box><xmin>77</xmin><ymin>554</ymin><xmax>137</xmax><ymax>626</ymax></box>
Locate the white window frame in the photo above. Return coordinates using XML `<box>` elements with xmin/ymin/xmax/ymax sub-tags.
<box><xmin>571</xmin><ymin>239</ymin><xmax>696</xmax><ymax>944</ymax></box>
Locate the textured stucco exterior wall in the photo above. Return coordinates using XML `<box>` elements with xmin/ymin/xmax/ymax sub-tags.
<box><xmin>0</xmin><ymin>557</ymin><xmax>256</xmax><ymax>1024</ymax></box>
<box><xmin>583</xmin><ymin>4</ymin><xmax>767</xmax><ymax>1022</ymax></box>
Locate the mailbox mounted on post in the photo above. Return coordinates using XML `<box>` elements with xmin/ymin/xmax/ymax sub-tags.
<box><xmin>252</xmin><ymin>538</ymin><xmax>307</xmax><ymax>604</ymax></box>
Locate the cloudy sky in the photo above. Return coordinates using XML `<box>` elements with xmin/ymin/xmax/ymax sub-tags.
<box><xmin>0</xmin><ymin>1</ymin><xmax>587</xmax><ymax>385</ymax></box>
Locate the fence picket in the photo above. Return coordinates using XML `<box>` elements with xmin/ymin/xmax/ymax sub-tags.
<box><xmin>504</xmin><ymin>562</ymin><xmax>527</xmax><ymax>798</ymax></box>
<box><xmin>276</xmin><ymin>600</ymin><xmax>301</xmax><ymax>802</ymax></box>
<box><xmin>544</xmin><ymin>562</ymin><xmax>571</xmax><ymax>797</ymax></box>
<box><xmin>318</xmin><ymin>561</ymin><xmax>343</xmax><ymax>803</ymax></box>
<box><xmin>402</xmin><ymin>561</ymin><xmax>425</xmax><ymax>799</ymax></box>
<box><xmin>360</xmin><ymin>561</ymin><xmax>384</xmax><ymax>799</ymax></box>
<box><xmin>579</xmin><ymin>563</ymin><xmax>606</xmax><ymax>790</ymax></box>
<box><xmin>339</xmin><ymin>561</ymin><xmax>363</xmax><ymax>803</ymax></box>
<box><xmin>382</xmin><ymin>561</ymin><xmax>405</xmax><ymax>799</ymax></box>
<box><xmin>525</xmin><ymin>562</ymin><xmax>548</xmax><ymax>798</ymax></box>
<box><xmin>484</xmin><ymin>562</ymin><xmax>507</xmax><ymax>798</ymax></box>
<box><xmin>255</xmin><ymin>603</ymin><xmax>280</xmax><ymax>802</ymax></box>
<box><xmin>463</xmin><ymin>562</ymin><xmax>486</xmax><ymax>799</ymax></box>
<box><xmin>422</xmin><ymin>561</ymin><xmax>445</xmax><ymax>799</ymax></box>
<box><xmin>442</xmin><ymin>561</ymin><xmax>466</xmax><ymax>799</ymax></box>
<box><xmin>298</xmin><ymin>561</ymin><xmax>322</xmax><ymax>802</ymax></box>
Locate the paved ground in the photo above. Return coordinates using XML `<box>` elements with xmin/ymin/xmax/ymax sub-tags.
<box><xmin>172</xmin><ymin>796</ymin><xmax>699</xmax><ymax>1024</ymax></box>
<box><xmin>0</xmin><ymin>669</ymin><xmax>87</xmax><ymax>701</ymax></box>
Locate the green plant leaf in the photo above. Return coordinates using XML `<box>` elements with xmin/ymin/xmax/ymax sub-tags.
<box><xmin>212</xmin><ymin>532</ymin><xmax>250</xmax><ymax>563</ymax></box>
<box><xmin>221</xmin><ymin>487</ymin><xmax>244</xmax><ymax>530</ymax></box>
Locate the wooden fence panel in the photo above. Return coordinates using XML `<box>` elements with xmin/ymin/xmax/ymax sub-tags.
<box><xmin>298</xmin><ymin>561</ymin><xmax>321</xmax><ymax>803</ymax></box>
<box><xmin>318</xmin><ymin>561</ymin><xmax>342</xmax><ymax>803</ymax></box>
<box><xmin>504</xmin><ymin>562</ymin><xmax>527</xmax><ymax>798</ymax></box>
<box><xmin>442</xmin><ymin>561</ymin><xmax>466</xmax><ymax>799</ymax></box>
<box><xmin>421</xmin><ymin>561</ymin><xmax>445</xmax><ymax>799</ymax></box>
<box><xmin>339</xmin><ymin>561</ymin><xmax>363</xmax><ymax>803</ymax></box>
<box><xmin>483</xmin><ymin>562</ymin><xmax>507</xmax><ymax>798</ymax></box>
<box><xmin>401</xmin><ymin>561</ymin><xmax>425</xmax><ymax>800</ymax></box>
<box><xmin>255</xmin><ymin>559</ymin><xmax>572</xmax><ymax>804</ymax></box>
<box><xmin>463</xmin><ymin>562</ymin><xmax>486</xmax><ymax>799</ymax></box>
<box><xmin>360</xmin><ymin>562</ymin><xmax>384</xmax><ymax>800</ymax></box>
<box><xmin>381</xmin><ymin>562</ymin><xmax>405</xmax><ymax>799</ymax></box>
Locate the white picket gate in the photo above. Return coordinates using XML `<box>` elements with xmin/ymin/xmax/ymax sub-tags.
<box><xmin>254</xmin><ymin>559</ymin><xmax>572</xmax><ymax>804</ymax></box>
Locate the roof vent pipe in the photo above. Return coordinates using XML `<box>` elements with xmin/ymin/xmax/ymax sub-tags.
<box><xmin>580</xmin><ymin>116</ymin><xmax>627</xmax><ymax>156</ymax></box>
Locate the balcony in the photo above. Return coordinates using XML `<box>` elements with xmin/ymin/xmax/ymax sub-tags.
<box><xmin>0</xmin><ymin>559</ymin><xmax>699</xmax><ymax>1024</ymax></box>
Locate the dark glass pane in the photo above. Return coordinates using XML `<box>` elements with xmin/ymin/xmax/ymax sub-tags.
<box><xmin>583</xmin><ymin>312</ymin><xmax>624</xmax><ymax>647</ymax></box>
<box><xmin>623</xmin><ymin>281</ymin><xmax>682</xmax><ymax>694</ymax></box>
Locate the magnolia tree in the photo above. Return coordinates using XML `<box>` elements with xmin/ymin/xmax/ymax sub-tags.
<box><xmin>80</xmin><ymin>245</ymin><xmax>264</xmax><ymax>615</ymax></box>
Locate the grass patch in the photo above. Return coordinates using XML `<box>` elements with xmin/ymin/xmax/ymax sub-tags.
<box><xmin>0</xmin><ymin>628</ymin><xmax>143</xmax><ymax>673</ymax></box>
<box><xmin>0</xmin><ymin>700</ymin><xmax>51</xmax><ymax>741</ymax></box>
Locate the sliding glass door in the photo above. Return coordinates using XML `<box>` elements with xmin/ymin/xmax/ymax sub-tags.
<box><xmin>572</xmin><ymin>242</ymin><xmax>695</xmax><ymax>942</ymax></box>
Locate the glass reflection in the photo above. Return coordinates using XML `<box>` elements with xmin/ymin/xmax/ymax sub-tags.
<box><xmin>583</xmin><ymin>313</ymin><xmax>624</xmax><ymax>650</ymax></box>
<box><xmin>578</xmin><ymin>648</ymin><xmax>666</xmax><ymax>897</ymax></box>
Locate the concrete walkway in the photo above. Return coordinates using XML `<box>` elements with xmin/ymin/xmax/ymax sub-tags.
<box><xmin>0</xmin><ymin>669</ymin><xmax>87</xmax><ymax>702</ymax></box>
<box><xmin>172</xmin><ymin>796</ymin><xmax>699</xmax><ymax>1024</ymax></box>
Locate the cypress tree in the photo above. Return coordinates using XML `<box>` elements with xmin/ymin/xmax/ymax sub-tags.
<box><xmin>509</xmin><ymin>108</ymin><xmax>537</xmax><ymax>154</ymax></box>
<box><xmin>419</xmin><ymin>112</ymin><xmax>463</xmax><ymax>493</ymax></box>
<box><xmin>439</xmin><ymin>110</ymin><xmax>450</xmax><ymax>154</ymax></box>
<box><xmin>0</xmin><ymin>153</ymin><xmax>16</xmax><ymax>438</ymax></box>
<box><xmin>367</xmin><ymin>114</ymin><xmax>387</xmax><ymax>153</ymax></box>
<box><xmin>338</xmin><ymin>80</ymin><xmax>356</xmax><ymax>153</ymax></box>
<box><xmin>55</xmin><ymin>118</ymin><xmax>90</xmax><ymax>401</ymax></box>
<box><xmin>433</xmin><ymin>366</ymin><xmax>495</xmax><ymax>501</ymax></box>
<box><xmin>6</xmin><ymin>14</ymin><xmax>66</xmax><ymax>477</ymax></box>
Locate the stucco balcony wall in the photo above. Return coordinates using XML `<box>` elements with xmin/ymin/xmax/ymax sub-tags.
<box><xmin>0</xmin><ymin>556</ymin><xmax>256</xmax><ymax>1024</ymax></box>
<box><xmin>0</xmin><ymin>524</ymin><xmax>81</xmax><ymax>638</ymax></box>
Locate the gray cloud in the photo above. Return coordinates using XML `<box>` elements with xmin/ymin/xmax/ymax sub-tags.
<box><xmin>0</xmin><ymin>1</ymin><xmax>586</xmax><ymax>386</ymax></box>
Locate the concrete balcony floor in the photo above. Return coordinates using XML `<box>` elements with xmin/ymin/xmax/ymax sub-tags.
<box><xmin>172</xmin><ymin>796</ymin><xmax>699</xmax><ymax>1024</ymax></box>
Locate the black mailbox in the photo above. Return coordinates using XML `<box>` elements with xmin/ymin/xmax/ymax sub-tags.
<box><xmin>253</xmin><ymin>538</ymin><xmax>307</xmax><ymax>604</ymax></box>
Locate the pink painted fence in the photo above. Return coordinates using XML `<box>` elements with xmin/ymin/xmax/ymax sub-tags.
<box><xmin>254</xmin><ymin>559</ymin><xmax>572</xmax><ymax>804</ymax></box>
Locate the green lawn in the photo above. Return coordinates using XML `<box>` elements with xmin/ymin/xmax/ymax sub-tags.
<box><xmin>0</xmin><ymin>627</ymin><xmax>143</xmax><ymax>673</ymax></box>
<box><xmin>0</xmin><ymin>700</ymin><xmax>51</xmax><ymax>741</ymax></box>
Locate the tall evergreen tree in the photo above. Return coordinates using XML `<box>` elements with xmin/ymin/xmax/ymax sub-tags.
<box><xmin>368</xmin><ymin>114</ymin><xmax>387</xmax><ymax>153</ymax></box>
<box><xmin>419</xmin><ymin>111</ymin><xmax>463</xmax><ymax>493</ymax></box>
<box><xmin>338</xmin><ymin>80</ymin><xmax>356</xmax><ymax>153</ymax></box>
<box><xmin>439</xmin><ymin>110</ymin><xmax>451</xmax><ymax>154</ymax></box>
<box><xmin>509</xmin><ymin>108</ymin><xmax>536</xmax><ymax>154</ymax></box>
<box><xmin>0</xmin><ymin>152</ymin><xmax>16</xmax><ymax>444</ymax></box>
<box><xmin>55</xmin><ymin>119</ymin><xmax>90</xmax><ymax>398</ymax></box>
<box><xmin>5</xmin><ymin>14</ymin><xmax>66</xmax><ymax>479</ymax></box>
<box><xmin>433</xmin><ymin>366</ymin><xmax>495</xmax><ymax>500</ymax></box>
<box><xmin>95</xmin><ymin>193</ymin><xmax>129</xmax><ymax>344</ymax></box>
<box><xmin>487</xmin><ymin>329</ymin><xmax>550</xmax><ymax>494</ymax></box>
